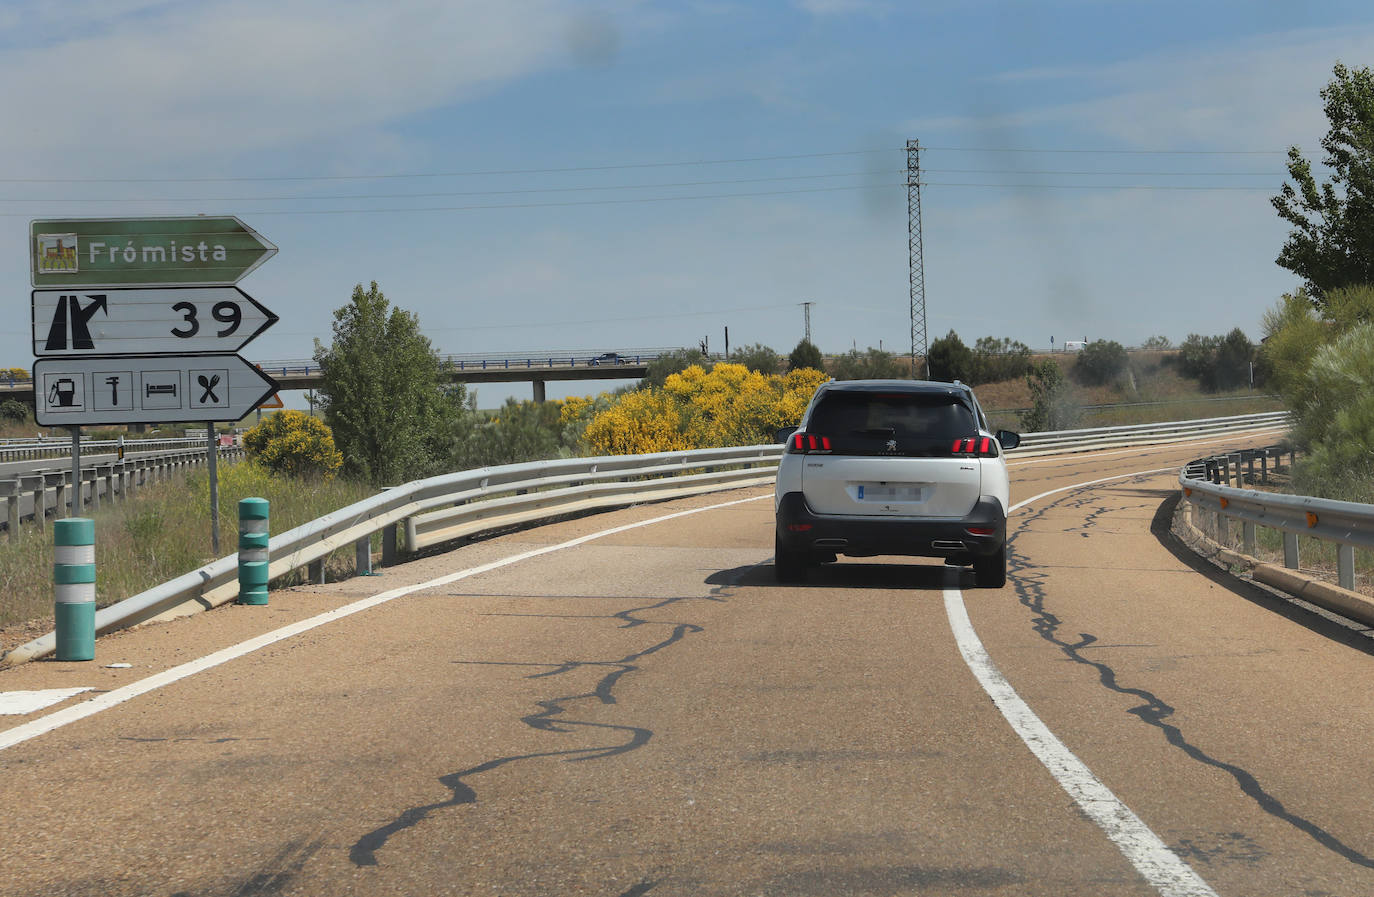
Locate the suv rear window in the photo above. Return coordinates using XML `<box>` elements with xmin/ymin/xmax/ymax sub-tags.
<box><xmin>806</xmin><ymin>392</ymin><xmax>977</xmax><ymax>457</ymax></box>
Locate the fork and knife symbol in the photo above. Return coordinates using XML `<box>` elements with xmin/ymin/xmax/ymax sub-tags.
<box><xmin>196</xmin><ymin>373</ymin><xmax>221</xmax><ymax>404</ymax></box>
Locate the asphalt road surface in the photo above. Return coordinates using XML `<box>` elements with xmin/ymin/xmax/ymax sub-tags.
<box><xmin>2</xmin><ymin>433</ymin><xmax>1371</xmax><ymax>897</ymax></box>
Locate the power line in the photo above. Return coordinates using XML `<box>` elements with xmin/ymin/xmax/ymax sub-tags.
<box><xmin>0</xmin><ymin>170</ymin><xmax>890</xmax><ymax>204</ymax></box>
<box><xmin>0</xmin><ymin>167</ymin><xmax>1286</xmax><ymax>205</ymax></box>
<box><xmin>0</xmin><ymin>145</ymin><xmax>1300</xmax><ymax>186</ymax></box>
<box><xmin>0</xmin><ymin>149</ymin><xmax>896</xmax><ymax>185</ymax></box>
<box><xmin>0</xmin><ymin>180</ymin><xmax>1286</xmax><ymax>218</ymax></box>
<box><xmin>922</xmin><ymin>145</ymin><xmax>1288</xmax><ymax>155</ymax></box>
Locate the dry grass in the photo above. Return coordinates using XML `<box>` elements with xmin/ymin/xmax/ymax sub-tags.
<box><xmin>0</xmin><ymin>462</ymin><xmax>376</xmax><ymax>640</ymax></box>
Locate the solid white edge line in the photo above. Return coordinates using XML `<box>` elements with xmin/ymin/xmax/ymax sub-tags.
<box><xmin>0</xmin><ymin>493</ymin><xmax>771</xmax><ymax>753</ymax></box>
<box><xmin>950</xmin><ymin>461</ymin><xmax>1217</xmax><ymax>896</ymax></box>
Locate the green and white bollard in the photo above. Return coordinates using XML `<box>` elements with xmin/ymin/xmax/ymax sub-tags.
<box><xmin>54</xmin><ymin>518</ymin><xmax>96</xmax><ymax>661</ymax></box>
<box><xmin>237</xmin><ymin>498</ymin><xmax>270</xmax><ymax>605</ymax></box>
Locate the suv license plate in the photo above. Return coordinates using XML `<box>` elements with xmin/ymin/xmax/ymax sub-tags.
<box><xmin>856</xmin><ymin>484</ymin><xmax>924</xmax><ymax>501</ymax></box>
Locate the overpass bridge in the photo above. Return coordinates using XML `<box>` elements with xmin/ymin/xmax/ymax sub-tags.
<box><xmin>0</xmin><ymin>348</ymin><xmax>677</xmax><ymax>406</ymax></box>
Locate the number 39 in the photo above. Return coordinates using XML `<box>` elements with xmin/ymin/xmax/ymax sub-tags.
<box><xmin>171</xmin><ymin>301</ymin><xmax>242</xmax><ymax>338</ymax></box>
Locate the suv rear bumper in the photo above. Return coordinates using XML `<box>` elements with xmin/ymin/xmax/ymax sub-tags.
<box><xmin>775</xmin><ymin>491</ymin><xmax>1006</xmax><ymax>560</ymax></box>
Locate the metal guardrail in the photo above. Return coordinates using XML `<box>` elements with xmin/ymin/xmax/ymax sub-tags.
<box><xmin>1179</xmin><ymin>446</ymin><xmax>1372</xmax><ymax>592</ymax></box>
<box><xmin>0</xmin><ymin>410</ymin><xmax>1300</xmax><ymax>667</ymax></box>
<box><xmin>0</xmin><ymin>436</ymin><xmax>208</xmax><ymax>463</ymax></box>
<box><xmin>0</xmin><ymin>444</ymin><xmax>781</xmax><ymax>667</ymax></box>
<box><xmin>1010</xmin><ymin>411</ymin><xmax>1290</xmax><ymax>458</ymax></box>
<box><xmin>0</xmin><ymin>446</ymin><xmax>246</xmax><ymax>542</ymax></box>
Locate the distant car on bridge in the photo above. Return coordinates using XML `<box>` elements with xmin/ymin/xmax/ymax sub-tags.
<box><xmin>589</xmin><ymin>352</ymin><xmax>625</xmax><ymax>366</ymax></box>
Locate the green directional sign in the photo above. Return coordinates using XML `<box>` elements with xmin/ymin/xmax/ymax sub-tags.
<box><xmin>30</xmin><ymin>216</ymin><xmax>277</xmax><ymax>288</ymax></box>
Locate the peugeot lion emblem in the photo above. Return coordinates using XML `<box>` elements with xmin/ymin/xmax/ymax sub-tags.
<box><xmin>885</xmin><ymin>439</ymin><xmax>898</xmax><ymax>452</ymax></box>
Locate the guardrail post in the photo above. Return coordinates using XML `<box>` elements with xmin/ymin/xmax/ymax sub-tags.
<box><xmin>4</xmin><ymin>483</ymin><xmax>18</xmax><ymax>543</ymax></box>
<box><xmin>1260</xmin><ymin>451</ymin><xmax>1268</xmax><ymax>485</ymax></box>
<box><xmin>23</xmin><ymin>475</ymin><xmax>46</xmax><ymax>531</ymax></box>
<box><xmin>86</xmin><ymin>468</ymin><xmax>100</xmax><ymax>512</ymax></box>
<box><xmin>382</xmin><ymin>523</ymin><xmax>398</xmax><ymax>566</ymax></box>
<box><xmin>1215</xmin><ymin>510</ymin><xmax>1229</xmax><ymax>545</ymax></box>
<box><xmin>1242</xmin><ymin>521</ymin><xmax>1256</xmax><ymax>556</ymax></box>
<box><xmin>356</xmin><ymin>536</ymin><xmax>372</xmax><ymax>576</ymax></box>
<box><xmin>308</xmin><ymin>558</ymin><xmax>325</xmax><ymax>584</ymax></box>
<box><xmin>1245</xmin><ymin>455</ymin><xmax>1255</xmax><ymax>485</ymax></box>
<box><xmin>237</xmin><ymin>498</ymin><xmax>270</xmax><ymax>605</ymax></box>
<box><xmin>1338</xmin><ymin>545</ymin><xmax>1355</xmax><ymax>591</ymax></box>
<box><xmin>1283</xmin><ymin>533</ymin><xmax>1299</xmax><ymax>569</ymax></box>
<box><xmin>54</xmin><ymin>518</ymin><xmax>96</xmax><ymax>662</ymax></box>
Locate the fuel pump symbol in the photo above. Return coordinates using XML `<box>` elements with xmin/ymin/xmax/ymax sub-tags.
<box><xmin>48</xmin><ymin>377</ymin><xmax>78</xmax><ymax>407</ymax></box>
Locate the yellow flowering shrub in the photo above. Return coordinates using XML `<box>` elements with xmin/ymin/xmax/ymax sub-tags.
<box><xmin>243</xmin><ymin>410</ymin><xmax>344</xmax><ymax>479</ymax></box>
<box><xmin>583</xmin><ymin>363</ymin><xmax>828</xmax><ymax>455</ymax></box>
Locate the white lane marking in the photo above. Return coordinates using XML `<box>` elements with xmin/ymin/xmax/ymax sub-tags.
<box><xmin>1011</xmin><ymin>466</ymin><xmax>1180</xmax><ymax>514</ymax></box>
<box><xmin>943</xmin><ymin>590</ymin><xmax>1218</xmax><ymax>897</ymax></box>
<box><xmin>0</xmin><ymin>688</ymin><xmax>93</xmax><ymax>716</ymax></box>
<box><xmin>948</xmin><ymin>463</ymin><xmax>1217</xmax><ymax>896</ymax></box>
<box><xmin>0</xmin><ymin>494</ymin><xmax>770</xmax><ymax>753</ymax></box>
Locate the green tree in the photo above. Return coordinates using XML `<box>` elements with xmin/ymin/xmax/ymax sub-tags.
<box><xmin>1175</xmin><ymin>330</ymin><xmax>1255</xmax><ymax>391</ymax></box>
<box><xmin>1213</xmin><ymin>328</ymin><xmax>1256</xmax><ymax>390</ymax></box>
<box><xmin>0</xmin><ymin>399</ymin><xmax>28</xmax><ymax>423</ymax></box>
<box><xmin>925</xmin><ymin>330</ymin><xmax>974</xmax><ymax>382</ymax></box>
<box><xmin>1072</xmin><ymin>340</ymin><xmax>1128</xmax><ymax>386</ymax></box>
<box><xmin>453</xmin><ymin>397</ymin><xmax>564</xmax><ymax>469</ymax></box>
<box><xmin>243</xmin><ymin>410</ymin><xmax>344</xmax><ymax>479</ymax></box>
<box><xmin>1176</xmin><ymin>333</ymin><xmax>1223</xmax><ymax>385</ymax></box>
<box><xmin>642</xmin><ymin>348</ymin><xmax>712</xmax><ymax>389</ymax></box>
<box><xmin>786</xmin><ymin>339</ymin><xmax>824</xmax><ymax>373</ymax></box>
<box><xmin>733</xmin><ymin>343</ymin><xmax>783</xmax><ymax>375</ymax></box>
<box><xmin>313</xmin><ymin>281</ymin><xmax>458</xmax><ymax>484</ymax></box>
<box><xmin>1272</xmin><ymin>63</ymin><xmax>1374</xmax><ymax>303</ymax></box>
<box><xmin>1019</xmin><ymin>360</ymin><xmax>1080</xmax><ymax>432</ymax></box>
<box><xmin>969</xmin><ymin>336</ymin><xmax>1031</xmax><ymax>385</ymax></box>
<box><xmin>831</xmin><ymin>347</ymin><xmax>904</xmax><ymax>380</ymax></box>
<box><xmin>1141</xmin><ymin>335</ymin><xmax>1172</xmax><ymax>349</ymax></box>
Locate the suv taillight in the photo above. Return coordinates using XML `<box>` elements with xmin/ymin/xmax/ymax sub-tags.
<box><xmin>789</xmin><ymin>432</ymin><xmax>832</xmax><ymax>454</ymax></box>
<box><xmin>952</xmin><ymin>436</ymin><xmax>998</xmax><ymax>457</ymax></box>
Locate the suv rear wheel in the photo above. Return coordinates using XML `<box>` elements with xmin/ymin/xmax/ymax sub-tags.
<box><xmin>973</xmin><ymin>545</ymin><xmax>1007</xmax><ymax>588</ymax></box>
<box><xmin>774</xmin><ymin>532</ymin><xmax>807</xmax><ymax>583</ymax></box>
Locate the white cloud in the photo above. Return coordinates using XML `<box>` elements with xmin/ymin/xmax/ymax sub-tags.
<box><xmin>794</xmin><ymin>0</ymin><xmax>889</xmax><ymax>16</ymax></box>
<box><xmin>911</xmin><ymin>25</ymin><xmax>1374</xmax><ymax>152</ymax></box>
<box><xmin>2</xmin><ymin>1</ymin><xmax>579</xmax><ymax>172</ymax></box>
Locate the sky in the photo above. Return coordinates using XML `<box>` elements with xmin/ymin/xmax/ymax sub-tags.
<box><xmin>5</xmin><ymin>0</ymin><xmax>1374</xmax><ymax>406</ymax></box>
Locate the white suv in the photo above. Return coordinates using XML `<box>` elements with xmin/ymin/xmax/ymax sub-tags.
<box><xmin>773</xmin><ymin>379</ymin><xmax>1020</xmax><ymax>587</ymax></box>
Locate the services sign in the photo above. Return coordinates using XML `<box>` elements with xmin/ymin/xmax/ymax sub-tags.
<box><xmin>32</xmin><ymin>286</ymin><xmax>279</xmax><ymax>357</ymax></box>
<box><xmin>30</xmin><ymin>216</ymin><xmax>278</xmax><ymax>288</ymax></box>
<box><xmin>33</xmin><ymin>354</ymin><xmax>279</xmax><ymax>427</ymax></box>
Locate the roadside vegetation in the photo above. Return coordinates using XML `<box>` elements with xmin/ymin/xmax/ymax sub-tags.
<box><xmin>0</xmin><ymin>460</ymin><xmax>374</xmax><ymax>637</ymax></box>
<box><xmin>1259</xmin><ymin>62</ymin><xmax>1374</xmax><ymax>504</ymax></box>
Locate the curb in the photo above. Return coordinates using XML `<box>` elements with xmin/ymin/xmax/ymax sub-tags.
<box><xmin>1178</xmin><ymin>500</ymin><xmax>1374</xmax><ymax>628</ymax></box>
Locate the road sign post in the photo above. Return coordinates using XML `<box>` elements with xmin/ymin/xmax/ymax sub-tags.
<box><xmin>30</xmin><ymin>215</ymin><xmax>280</xmax><ymax>590</ymax></box>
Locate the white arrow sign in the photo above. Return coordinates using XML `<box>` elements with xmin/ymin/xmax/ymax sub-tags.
<box><xmin>34</xmin><ymin>354</ymin><xmax>279</xmax><ymax>426</ymax></box>
<box><xmin>31</xmin><ymin>286</ymin><xmax>278</xmax><ymax>357</ymax></box>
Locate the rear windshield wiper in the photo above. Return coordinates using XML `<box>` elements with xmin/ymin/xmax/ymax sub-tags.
<box><xmin>852</xmin><ymin>427</ymin><xmax>896</xmax><ymax>437</ymax></box>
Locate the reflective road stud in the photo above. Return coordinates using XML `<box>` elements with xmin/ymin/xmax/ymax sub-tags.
<box><xmin>237</xmin><ymin>498</ymin><xmax>269</xmax><ymax>605</ymax></box>
<box><xmin>54</xmin><ymin>518</ymin><xmax>96</xmax><ymax>661</ymax></box>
